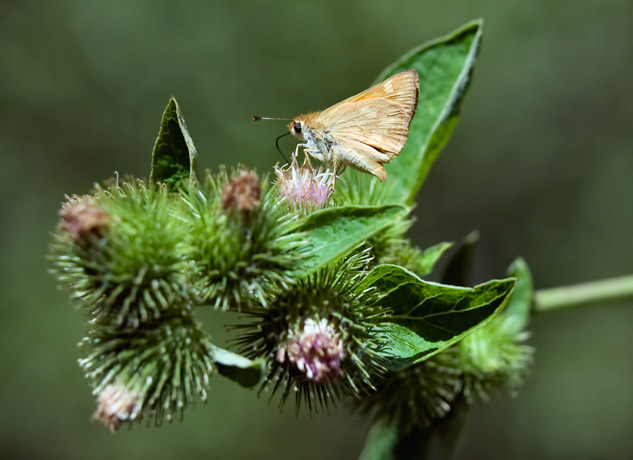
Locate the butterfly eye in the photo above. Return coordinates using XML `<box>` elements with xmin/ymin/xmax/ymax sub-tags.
<box><xmin>293</xmin><ymin>122</ymin><xmax>302</xmax><ymax>134</ymax></box>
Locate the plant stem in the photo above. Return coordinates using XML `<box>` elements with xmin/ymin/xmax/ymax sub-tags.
<box><xmin>534</xmin><ymin>274</ymin><xmax>633</xmax><ymax>313</ymax></box>
<box><xmin>358</xmin><ymin>398</ymin><xmax>469</xmax><ymax>460</ymax></box>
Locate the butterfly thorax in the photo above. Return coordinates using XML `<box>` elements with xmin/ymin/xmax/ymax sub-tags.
<box><xmin>290</xmin><ymin>114</ymin><xmax>336</xmax><ymax>165</ymax></box>
<box><xmin>302</xmin><ymin>125</ymin><xmax>336</xmax><ymax>163</ymax></box>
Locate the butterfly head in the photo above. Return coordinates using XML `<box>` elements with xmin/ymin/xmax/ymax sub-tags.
<box><xmin>288</xmin><ymin>120</ymin><xmax>305</xmax><ymax>142</ymax></box>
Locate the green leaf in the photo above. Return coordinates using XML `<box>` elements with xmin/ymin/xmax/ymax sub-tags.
<box><xmin>363</xmin><ymin>264</ymin><xmax>515</xmax><ymax>363</ymax></box>
<box><xmin>441</xmin><ymin>230</ymin><xmax>479</xmax><ymax>285</ymax></box>
<box><xmin>150</xmin><ymin>97</ymin><xmax>198</xmax><ymax>187</ymax></box>
<box><xmin>375</xmin><ymin>322</ymin><xmax>436</xmax><ymax>364</ymax></box>
<box><xmin>342</xmin><ymin>19</ymin><xmax>483</xmax><ymax>205</ymax></box>
<box><xmin>504</xmin><ymin>258</ymin><xmax>533</xmax><ymax>333</ymax></box>
<box><xmin>211</xmin><ymin>345</ymin><xmax>265</xmax><ymax>389</ymax></box>
<box><xmin>294</xmin><ymin>205</ymin><xmax>409</xmax><ymax>273</ymax></box>
<box><xmin>417</xmin><ymin>241</ymin><xmax>452</xmax><ymax>277</ymax></box>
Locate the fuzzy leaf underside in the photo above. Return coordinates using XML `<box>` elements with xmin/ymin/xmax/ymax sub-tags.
<box><xmin>364</xmin><ymin>264</ymin><xmax>515</xmax><ymax>364</ymax></box>
<box><xmin>504</xmin><ymin>258</ymin><xmax>534</xmax><ymax>333</ymax></box>
<box><xmin>295</xmin><ymin>205</ymin><xmax>409</xmax><ymax>274</ymax></box>
<box><xmin>343</xmin><ymin>19</ymin><xmax>483</xmax><ymax>205</ymax></box>
<box><xmin>211</xmin><ymin>345</ymin><xmax>265</xmax><ymax>389</ymax></box>
<box><xmin>150</xmin><ymin>97</ymin><xmax>198</xmax><ymax>187</ymax></box>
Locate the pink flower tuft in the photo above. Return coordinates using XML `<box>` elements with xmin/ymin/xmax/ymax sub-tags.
<box><xmin>274</xmin><ymin>154</ymin><xmax>333</xmax><ymax>211</ymax></box>
<box><xmin>59</xmin><ymin>195</ymin><xmax>111</xmax><ymax>244</ymax></box>
<box><xmin>93</xmin><ymin>383</ymin><xmax>142</xmax><ymax>433</ymax></box>
<box><xmin>276</xmin><ymin>318</ymin><xmax>346</xmax><ymax>382</ymax></box>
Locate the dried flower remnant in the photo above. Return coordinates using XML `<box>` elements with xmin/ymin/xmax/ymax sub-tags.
<box><xmin>221</xmin><ymin>170</ymin><xmax>261</xmax><ymax>213</ymax></box>
<box><xmin>93</xmin><ymin>383</ymin><xmax>142</xmax><ymax>433</ymax></box>
<box><xmin>276</xmin><ymin>318</ymin><xmax>345</xmax><ymax>382</ymax></box>
<box><xmin>59</xmin><ymin>195</ymin><xmax>112</xmax><ymax>244</ymax></box>
<box><xmin>274</xmin><ymin>154</ymin><xmax>333</xmax><ymax>211</ymax></box>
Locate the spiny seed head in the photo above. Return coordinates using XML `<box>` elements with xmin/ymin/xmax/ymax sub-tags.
<box><xmin>180</xmin><ymin>168</ymin><xmax>304</xmax><ymax>310</ymax></box>
<box><xmin>50</xmin><ymin>180</ymin><xmax>191</xmax><ymax>328</ymax></box>
<box><xmin>234</xmin><ymin>251</ymin><xmax>388</xmax><ymax>412</ymax></box>
<box><xmin>276</xmin><ymin>318</ymin><xmax>345</xmax><ymax>383</ymax></box>
<box><xmin>356</xmin><ymin>349</ymin><xmax>462</xmax><ymax>433</ymax></box>
<box><xmin>59</xmin><ymin>195</ymin><xmax>112</xmax><ymax>244</ymax></box>
<box><xmin>221</xmin><ymin>169</ymin><xmax>261</xmax><ymax>214</ymax></box>
<box><xmin>459</xmin><ymin>313</ymin><xmax>534</xmax><ymax>405</ymax></box>
<box><xmin>274</xmin><ymin>154</ymin><xmax>333</xmax><ymax>212</ymax></box>
<box><xmin>93</xmin><ymin>383</ymin><xmax>142</xmax><ymax>433</ymax></box>
<box><xmin>80</xmin><ymin>313</ymin><xmax>215</xmax><ymax>430</ymax></box>
<box><xmin>332</xmin><ymin>171</ymin><xmax>396</xmax><ymax>206</ymax></box>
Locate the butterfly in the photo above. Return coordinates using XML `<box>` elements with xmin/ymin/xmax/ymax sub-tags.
<box><xmin>285</xmin><ymin>70</ymin><xmax>419</xmax><ymax>181</ymax></box>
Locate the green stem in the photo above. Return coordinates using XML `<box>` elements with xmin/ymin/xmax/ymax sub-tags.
<box><xmin>534</xmin><ymin>274</ymin><xmax>633</xmax><ymax>313</ymax></box>
<box><xmin>358</xmin><ymin>398</ymin><xmax>469</xmax><ymax>460</ymax></box>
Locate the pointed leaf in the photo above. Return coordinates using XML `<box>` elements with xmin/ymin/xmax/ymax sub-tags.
<box><xmin>294</xmin><ymin>205</ymin><xmax>409</xmax><ymax>273</ymax></box>
<box><xmin>150</xmin><ymin>97</ymin><xmax>198</xmax><ymax>187</ymax></box>
<box><xmin>441</xmin><ymin>230</ymin><xmax>479</xmax><ymax>285</ymax></box>
<box><xmin>341</xmin><ymin>20</ymin><xmax>483</xmax><ymax>205</ymax></box>
<box><xmin>504</xmin><ymin>258</ymin><xmax>533</xmax><ymax>332</ymax></box>
<box><xmin>363</xmin><ymin>264</ymin><xmax>515</xmax><ymax>363</ymax></box>
<box><xmin>211</xmin><ymin>345</ymin><xmax>265</xmax><ymax>389</ymax></box>
<box><xmin>417</xmin><ymin>241</ymin><xmax>452</xmax><ymax>277</ymax></box>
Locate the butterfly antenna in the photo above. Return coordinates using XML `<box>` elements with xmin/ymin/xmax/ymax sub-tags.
<box><xmin>252</xmin><ymin>116</ymin><xmax>292</xmax><ymax>121</ymax></box>
<box><xmin>252</xmin><ymin>116</ymin><xmax>292</xmax><ymax>164</ymax></box>
<box><xmin>275</xmin><ymin>132</ymin><xmax>291</xmax><ymax>164</ymax></box>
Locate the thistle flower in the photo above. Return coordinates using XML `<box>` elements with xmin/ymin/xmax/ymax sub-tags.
<box><xmin>50</xmin><ymin>181</ymin><xmax>191</xmax><ymax>328</ymax></box>
<box><xmin>274</xmin><ymin>154</ymin><xmax>334</xmax><ymax>212</ymax></box>
<box><xmin>234</xmin><ymin>251</ymin><xmax>388</xmax><ymax>411</ymax></box>
<box><xmin>180</xmin><ymin>168</ymin><xmax>304</xmax><ymax>310</ymax></box>
<box><xmin>80</xmin><ymin>313</ymin><xmax>215</xmax><ymax>430</ymax></box>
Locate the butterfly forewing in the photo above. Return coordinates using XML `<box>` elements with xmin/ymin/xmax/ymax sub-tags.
<box><xmin>318</xmin><ymin>99</ymin><xmax>412</xmax><ymax>154</ymax></box>
<box><xmin>291</xmin><ymin>70</ymin><xmax>420</xmax><ymax>181</ymax></box>
<box><xmin>332</xmin><ymin>69</ymin><xmax>419</xmax><ymax>111</ymax></box>
<box><xmin>315</xmin><ymin>70</ymin><xmax>419</xmax><ymax>159</ymax></box>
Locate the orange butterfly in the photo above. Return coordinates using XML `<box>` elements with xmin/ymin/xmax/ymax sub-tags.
<box><xmin>287</xmin><ymin>70</ymin><xmax>419</xmax><ymax>181</ymax></box>
<box><xmin>255</xmin><ymin>70</ymin><xmax>419</xmax><ymax>181</ymax></box>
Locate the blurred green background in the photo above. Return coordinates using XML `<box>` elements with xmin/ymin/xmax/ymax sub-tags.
<box><xmin>1</xmin><ymin>1</ymin><xmax>632</xmax><ymax>458</ymax></box>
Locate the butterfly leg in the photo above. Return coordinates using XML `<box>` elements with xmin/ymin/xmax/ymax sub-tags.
<box><xmin>292</xmin><ymin>144</ymin><xmax>301</xmax><ymax>161</ymax></box>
